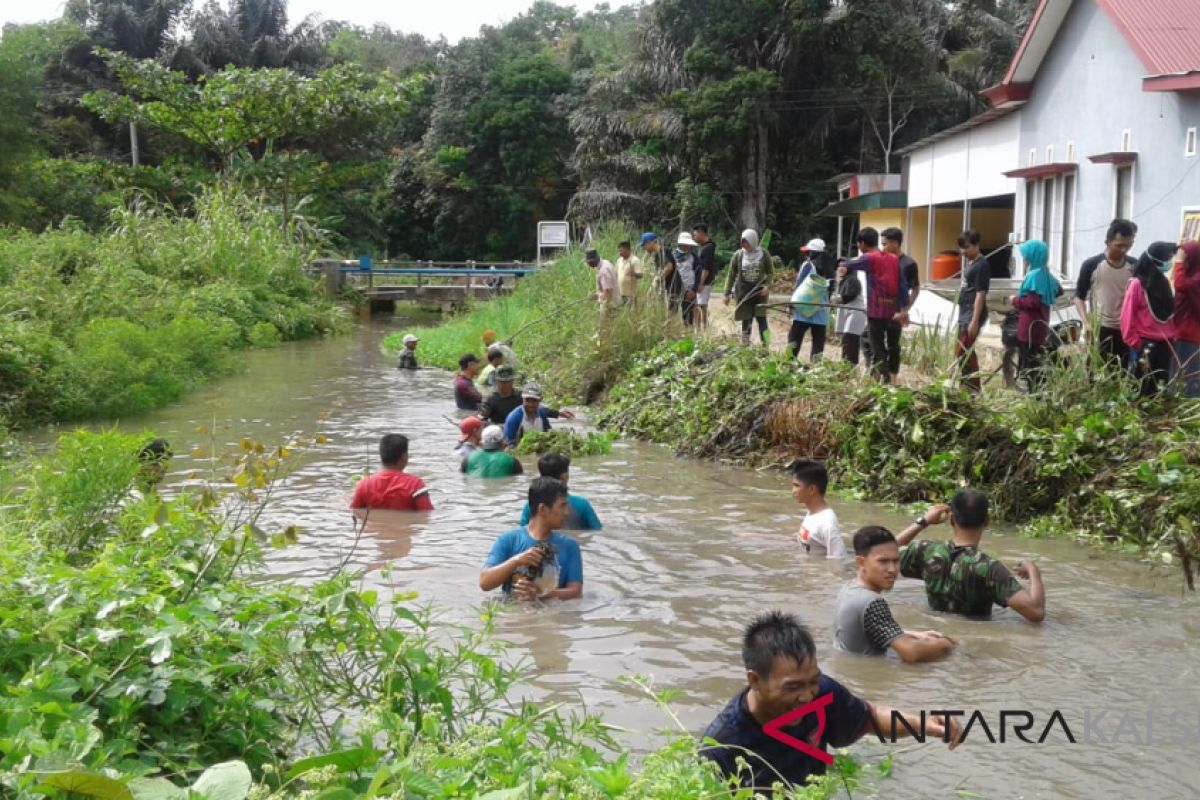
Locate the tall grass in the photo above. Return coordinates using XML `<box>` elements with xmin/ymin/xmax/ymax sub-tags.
<box><xmin>0</xmin><ymin>187</ymin><xmax>348</xmax><ymax>427</ymax></box>
<box><xmin>384</xmin><ymin>227</ymin><xmax>684</xmax><ymax>403</ymax></box>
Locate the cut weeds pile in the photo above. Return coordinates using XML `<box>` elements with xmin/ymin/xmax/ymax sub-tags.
<box><xmin>597</xmin><ymin>340</ymin><xmax>1200</xmax><ymax>585</ymax></box>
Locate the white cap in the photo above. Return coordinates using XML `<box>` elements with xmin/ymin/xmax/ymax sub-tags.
<box><xmin>801</xmin><ymin>238</ymin><xmax>826</xmax><ymax>253</ymax></box>
<box><xmin>403</xmin><ymin>334</ymin><xmax>419</xmax><ymax>344</ymax></box>
<box><xmin>481</xmin><ymin>425</ymin><xmax>506</xmax><ymax>450</ymax></box>
<box><xmin>677</xmin><ymin>233</ymin><xmax>698</xmax><ymax>247</ymax></box>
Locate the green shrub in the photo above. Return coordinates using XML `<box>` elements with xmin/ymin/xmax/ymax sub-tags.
<box><xmin>0</xmin><ymin>188</ymin><xmax>347</xmax><ymax>427</ymax></box>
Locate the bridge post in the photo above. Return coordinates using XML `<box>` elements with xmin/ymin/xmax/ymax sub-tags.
<box><xmin>320</xmin><ymin>261</ymin><xmax>342</xmax><ymax>298</ymax></box>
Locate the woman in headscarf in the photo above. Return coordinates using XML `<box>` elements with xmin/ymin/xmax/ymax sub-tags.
<box><xmin>1172</xmin><ymin>240</ymin><xmax>1200</xmax><ymax>397</ymax></box>
<box><xmin>1120</xmin><ymin>241</ymin><xmax>1178</xmax><ymax>397</ymax></box>
<box><xmin>1006</xmin><ymin>239</ymin><xmax>1060</xmax><ymax>391</ymax></box>
<box><xmin>723</xmin><ymin>229</ymin><xmax>775</xmax><ymax>346</ymax></box>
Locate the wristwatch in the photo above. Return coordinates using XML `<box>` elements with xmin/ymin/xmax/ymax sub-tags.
<box><xmin>914</xmin><ymin>515</ymin><xmax>928</xmax><ymax>528</ymax></box>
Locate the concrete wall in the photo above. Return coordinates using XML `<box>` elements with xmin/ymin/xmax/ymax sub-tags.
<box><xmin>1014</xmin><ymin>0</ymin><xmax>1200</xmax><ymax>278</ymax></box>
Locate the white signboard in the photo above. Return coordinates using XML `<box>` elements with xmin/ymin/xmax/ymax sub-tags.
<box><xmin>536</xmin><ymin>221</ymin><xmax>571</xmax><ymax>267</ymax></box>
<box><xmin>538</xmin><ymin>221</ymin><xmax>570</xmax><ymax>247</ymax></box>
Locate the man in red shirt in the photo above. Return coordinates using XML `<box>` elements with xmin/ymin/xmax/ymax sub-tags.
<box><xmin>349</xmin><ymin>434</ymin><xmax>433</xmax><ymax>511</ymax></box>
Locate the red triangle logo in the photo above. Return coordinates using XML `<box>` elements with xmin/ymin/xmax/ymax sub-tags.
<box><xmin>762</xmin><ymin>692</ymin><xmax>835</xmax><ymax>765</ymax></box>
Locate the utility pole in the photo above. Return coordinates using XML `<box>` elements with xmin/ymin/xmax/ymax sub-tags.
<box><xmin>130</xmin><ymin>121</ymin><xmax>140</xmax><ymax>166</ymax></box>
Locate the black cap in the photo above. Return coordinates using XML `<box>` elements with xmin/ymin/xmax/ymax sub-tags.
<box><xmin>585</xmin><ymin>249</ymin><xmax>600</xmax><ymax>263</ymax></box>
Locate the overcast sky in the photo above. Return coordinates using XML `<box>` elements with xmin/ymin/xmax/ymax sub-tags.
<box><xmin>2</xmin><ymin>0</ymin><xmax>638</xmax><ymax>43</ymax></box>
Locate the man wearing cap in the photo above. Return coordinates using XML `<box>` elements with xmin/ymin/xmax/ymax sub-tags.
<box><xmin>788</xmin><ymin>238</ymin><xmax>831</xmax><ymax>362</ymax></box>
<box><xmin>454</xmin><ymin>416</ymin><xmax>483</xmax><ymax>466</ymax></box>
<box><xmin>587</xmin><ymin>249</ymin><xmax>618</xmax><ymax>310</ymax></box>
<box><xmin>464</xmin><ymin>425</ymin><xmax>524</xmax><ymax>477</ymax></box>
<box><xmin>480</xmin><ymin>367</ymin><xmax>575</xmax><ymax>426</ymax></box>
<box><xmin>693</xmin><ymin>224</ymin><xmax>718</xmax><ymax>328</ymax></box>
<box><xmin>503</xmin><ymin>382</ymin><xmax>557</xmax><ymax>445</ymax></box>
<box><xmin>396</xmin><ymin>334</ymin><xmax>420</xmax><ymax>370</ymax></box>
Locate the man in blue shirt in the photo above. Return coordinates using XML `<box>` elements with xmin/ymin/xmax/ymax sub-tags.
<box><xmin>701</xmin><ymin>611</ymin><xmax>959</xmax><ymax>792</ymax></box>
<box><xmin>518</xmin><ymin>453</ymin><xmax>602</xmax><ymax>530</ymax></box>
<box><xmin>480</xmin><ymin>477</ymin><xmax>583</xmax><ymax>602</ymax></box>
<box><xmin>503</xmin><ymin>383</ymin><xmax>553</xmax><ymax>445</ymax></box>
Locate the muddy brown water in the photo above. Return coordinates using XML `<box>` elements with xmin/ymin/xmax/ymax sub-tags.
<box><xmin>33</xmin><ymin>319</ymin><xmax>1200</xmax><ymax>798</ymax></box>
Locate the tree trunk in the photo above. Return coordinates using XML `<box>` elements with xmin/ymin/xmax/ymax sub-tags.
<box><xmin>738</xmin><ymin>122</ymin><xmax>768</xmax><ymax>232</ymax></box>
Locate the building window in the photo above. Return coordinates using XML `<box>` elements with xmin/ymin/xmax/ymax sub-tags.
<box><xmin>1041</xmin><ymin>177</ymin><xmax>1055</xmax><ymax>244</ymax></box>
<box><xmin>1121</xmin><ymin>130</ymin><xmax>1132</xmax><ymax>151</ymax></box>
<box><xmin>1115</xmin><ymin>165</ymin><xmax>1133</xmax><ymax>218</ymax></box>
<box><xmin>1061</xmin><ymin>174</ymin><xmax>1075</xmax><ymax>276</ymax></box>
<box><xmin>1028</xmin><ymin>148</ymin><xmax>1037</xmax><ymax>166</ymax></box>
<box><xmin>1066</xmin><ymin>141</ymin><xmax>1075</xmax><ymax>161</ymax></box>
<box><xmin>1187</xmin><ymin>128</ymin><xmax>1197</xmax><ymax>158</ymax></box>
<box><xmin>1046</xmin><ymin>145</ymin><xmax>1054</xmax><ymax>162</ymax></box>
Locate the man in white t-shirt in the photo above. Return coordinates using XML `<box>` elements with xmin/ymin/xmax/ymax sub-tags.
<box><xmin>789</xmin><ymin>459</ymin><xmax>846</xmax><ymax>558</ymax></box>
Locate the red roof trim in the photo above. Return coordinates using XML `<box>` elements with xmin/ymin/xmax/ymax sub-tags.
<box><xmin>1143</xmin><ymin>73</ymin><xmax>1200</xmax><ymax>92</ymax></box>
<box><xmin>981</xmin><ymin>82</ymin><xmax>1033</xmax><ymax>108</ymax></box>
<box><xmin>1087</xmin><ymin>151</ymin><xmax>1138</xmax><ymax>165</ymax></box>
<box><xmin>1003</xmin><ymin>163</ymin><xmax>1078</xmax><ymax>179</ymax></box>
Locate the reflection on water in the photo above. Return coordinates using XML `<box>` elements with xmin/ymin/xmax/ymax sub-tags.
<box><xmin>40</xmin><ymin>319</ymin><xmax>1200</xmax><ymax>798</ymax></box>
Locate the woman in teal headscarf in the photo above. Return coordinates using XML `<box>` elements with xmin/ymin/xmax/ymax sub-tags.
<box><xmin>1006</xmin><ymin>239</ymin><xmax>1061</xmax><ymax>390</ymax></box>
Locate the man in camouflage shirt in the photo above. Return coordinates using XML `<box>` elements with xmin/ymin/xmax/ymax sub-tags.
<box><xmin>894</xmin><ymin>488</ymin><xmax>1045</xmax><ymax>622</ymax></box>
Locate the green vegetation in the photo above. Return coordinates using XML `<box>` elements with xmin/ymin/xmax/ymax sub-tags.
<box><xmin>0</xmin><ymin>188</ymin><xmax>347</xmax><ymax>428</ymax></box>
<box><xmin>515</xmin><ymin>429</ymin><xmax>615</xmax><ymax>457</ymax></box>
<box><xmin>0</xmin><ymin>428</ymin><xmax>880</xmax><ymax>799</ymax></box>
<box><xmin>596</xmin><ymin>341</ymin><xmax>1200</xmax><ymax>584</ymax></box>
<box><xmin>383</xmin><ymin>229</ymin><xmax>685</xmax><ymax>405</ymax></box>
<box><xmin>0</xmin><ymin>1</ymin><xmax>1030</xmax><ymax>256</ymax></box>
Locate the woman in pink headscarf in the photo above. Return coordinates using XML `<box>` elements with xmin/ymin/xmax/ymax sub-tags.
<box><xmin>1173</xmin><ymin>241</ymin><xmax>1200</xmax><ymax>397</ymax></box>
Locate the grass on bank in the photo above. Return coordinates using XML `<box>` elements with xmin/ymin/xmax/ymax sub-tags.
<box><xmin>0</xmin><ymin>428</ymin><xmax>880</xmax><ymax>799</ymax></box>
<box><xmin>381</xmin><ymin>227</ymin><xmax>685</xmax><ymax>404</ymax></box>
<box><xmin>0</xmin><ymin>187</ymin><xmax>348</xmax><ymax>429</ymax></box>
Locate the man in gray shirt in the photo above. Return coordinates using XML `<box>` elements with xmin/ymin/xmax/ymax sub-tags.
<box><xmin>1073</xmin><ymin>218</ymin><xmax>1137</xmax><ymax>365</ymax></box>
<box><xmin>834</xmin><ymin>526</ymin><xmax>956</xmax><ymax>662</ymax></box>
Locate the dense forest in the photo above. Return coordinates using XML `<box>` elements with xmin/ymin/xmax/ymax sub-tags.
<box><xmin>0</xmin><ymin>0</ymin><xmax>1034</xmax><ymax>260</ymax></box>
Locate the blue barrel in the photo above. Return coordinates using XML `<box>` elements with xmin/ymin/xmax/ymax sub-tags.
<box><xmin>358</xmin><ymin>254</ymin><xmax>373</xmax><ymax>270</ymax></box>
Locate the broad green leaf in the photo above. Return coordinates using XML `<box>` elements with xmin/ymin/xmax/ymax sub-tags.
<box><xmin>285</xmin><ymin>747</ymin><xmax>378</xmax><ymax>780</ymax></box>
<box><xmin>129</xmin><ymin>777</ymin><xmax>186</xmax><ymax>800</ymax></box>
<box><xmin>191</xmin><ymin>761</ymin><xmax>252</xmax><ymax>800</ymax></box>
<box><xmin>38</xmin><ymin>770</ymin><xmax>134</xmax><ymax>800</ymax></box>
<box><xmin>478</xmin><ymin>788</ymin><xmax>527</xmax><ymax>800</ymax></box>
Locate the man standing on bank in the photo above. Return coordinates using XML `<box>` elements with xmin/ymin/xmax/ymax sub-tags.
<box><xmin>1074</xmin><ymin>218</ymin><xmax>1137</xmax><ymax>366</ymax></box>
<box><xmin>881</xmin><ymin>227</ymin><xmax>920</xmax><ymax>381</ymax></box>
<box><xmin>693</xmin><ymin>224</ymin><xmax>718</xmax><ymax>328</ymax></box>
<box><xmin>955</xmin><ymin>230</ymin><xmax>990</xmax><ymax>393</ymax></box>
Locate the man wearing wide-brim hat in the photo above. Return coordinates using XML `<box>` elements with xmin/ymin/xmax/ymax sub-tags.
<box><xmin>671</xmin><ymin>232</ymin><xmax>701</xmax><ymax>325</ymax></box>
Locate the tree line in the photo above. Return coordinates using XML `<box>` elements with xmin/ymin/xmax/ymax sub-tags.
<box><xmin>0</xmin><ymin>0</ymin><xmax>1034</xmax><ymax>260</ymax></box>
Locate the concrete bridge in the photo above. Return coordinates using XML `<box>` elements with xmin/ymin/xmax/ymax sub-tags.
<box><xmin>310</xmin><ymin>259</ymin><xmax>539</xmax><ymax>308</ymax></box>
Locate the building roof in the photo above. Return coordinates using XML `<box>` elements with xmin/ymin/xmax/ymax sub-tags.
<box><xmin>1096</xmin><ymin>0</ymin><xmax>1200</xmax><ymax>89</ymax></box>
<box><xmin>988</xmin><ymin>0</ymin><xmax>1200</xmax><ymax>98</ymax></box>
